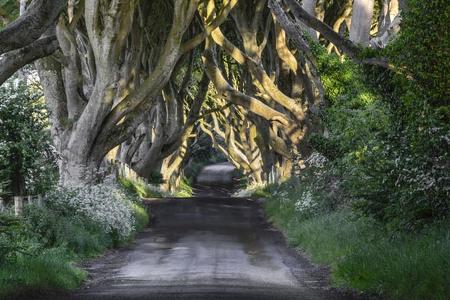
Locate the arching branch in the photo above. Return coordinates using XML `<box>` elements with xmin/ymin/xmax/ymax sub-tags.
<box><xmin>0</xmin><ymin>36</ymin><xmax>58</xmax><ymax>85</ymax></box>
<box><xmin>0</xmin><ymin>0</ymin><xmax>66</xmax><ymax>54</ymax></box>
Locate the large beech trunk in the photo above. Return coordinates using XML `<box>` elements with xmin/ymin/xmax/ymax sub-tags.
<box><xmin>349</xmin><ymin>0</ymin><xmax>374</xmax><ymax>45</ymax></box>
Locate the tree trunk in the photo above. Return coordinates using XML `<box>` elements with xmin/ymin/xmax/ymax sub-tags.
<box><xmin>9</xmin><ymin>152</ymin><xmax>25</xmax><ymax>196</ymax></box>
<box><xmin>58</xmin><ymin>156</ymin><xmax>99</xmax><ymax>186</ymax></box>
<box><xmin>302</xmin><ymin>0</ymin><xmax>318</xmax><ymax>39</ymax></box>
<box><xmin>349</xmin><ymin>0</ymin><xmax>374</xmax><ymax>45</ymax></box>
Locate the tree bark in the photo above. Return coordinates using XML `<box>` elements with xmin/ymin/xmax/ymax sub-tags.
<box><xmin>0</xmin><ymin>36</ymin><xmax>58</xmax><ymax>85</ymax></box>
<box><xmin>0</xmin><ymin>0</ymin><xmax>66</xmax><ymax>54</ymax></box>
<box><xmin>349</xmin><ymin>0</ymin><xmax>374</xmax><ymax>46</ymax></box>
<box><xmin>302</xmin><ymin>0</ymin><xmax>318</xmax><ymax>39</ymax></box>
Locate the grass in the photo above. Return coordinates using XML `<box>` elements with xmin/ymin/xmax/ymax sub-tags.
<box><xmin>0</xmin><ymin>247</ymin><xmax>86</xmax><ymax>298</ymax></box>
<box><xmin>172</xmin><ymin>177</ymin><xmax>193</xmax><ymax>197</ymax></box>
<box><xmin>119</xmin><ymin>176</ymin><xmax>163</xmax><ymax>198</ymax></box>
<box><xmin>119</xmin><ymin>171</ymin><xmax>196</xmax><ymax>198</ymax></box>
<box><xmin>265</xmin><ymin>196</ymin><xmax>450</xmax><ymax>300</ymax></box>
<box><xmin>132</xmin><ymin>203</ymin><xmax>150</xmax><ymax>232</ymax></box>
<box><xmin>232</xmin><ymin>181</ymin><xmax>272</xmax><ymax>197</ymax></box>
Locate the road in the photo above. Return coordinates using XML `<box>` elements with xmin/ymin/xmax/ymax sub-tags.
<box><xmin>41</xmin><ymin>163</ymin><xmax>364</xmax><ymax>300</ymax></box>
<box><xmin>192</xmin><ymin>162</ymin><xmax>239</xmax><ymax>197</ymax></box>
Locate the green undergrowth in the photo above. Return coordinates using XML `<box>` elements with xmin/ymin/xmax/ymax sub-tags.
<box><xmin>263</xmin><ymin>184</ymin><xmax>450</xmax><ymax>300</ymax></box>
<box><xmin>171</xmin><ymin>177</ymin><xmax>193</xmax><ymax>197</ymax></box>
<box><xmin>119</xmin><ymin>176</ymin><xmax>164</xmax><ymax>198</ymax></box>
<box><xmin>132</xmin><ymin>203</ymin><xmax>150</xmax><ymax>233</ymax></box>
<box><xmin>119</xmin><ymin>174</ymin><xmax>194</xmax><ymax>198</ymax></box>
<box><xmin>0</xmin><ymin>181</ymin><xmax>150</xmax><ymax>298</ymax></box>
<box><xmin>0</xmin><ymin>247</ymin><xmax>86</xmax><ymax>298</ymax></box>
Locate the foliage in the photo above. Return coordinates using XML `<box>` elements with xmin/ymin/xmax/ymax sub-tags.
<box><xmin>257</xmin><ymin>4</ymin><xmax>450</xmax><ymax>298</ymax></box>
<box><xmin>308</xmin><ymin>18</ymin><xmax>450</xmax><ymax>229</ymax></box>
<box><xmin>348</xmin><ymin>124</ymin><xmax>450</xmax><ymax>230</ymax></box>
<box><xmin>386</xmin><ymin>0</ymin><xmax>450</xmax><ymax>107</ymax></box>
<box><xmin>23</xmin><ymin>180</ymin><xmax>150</xmax><ymax>254</ymax></box>
<box><xmin>0</xmin><ymin>78</ymin><xmax>57</xmax><ymax>196</ymax></box>
<box><xmin>0</xmin><ymin>0</ymin><xmax>18</xmax><ymax>28</ymax></box>
<box><xmin>264</xmin><ymin>194</ymin><xmax>450</xmax><ymax>300</ymax></box>
<box><xmin>131</xmin><ymin>203</ymin><xmax>150</xmax><ymax>233</ymax></box>
<box><xmin>350</xmin><ymin>0</ymin><xmax>450</xmax><ymax>228</ymax></box>
<box><xmin>24</xmin><ymin>204</ymin><xmax>114</xmax><ymax>255</ymax></box>
<box><xmin>0</xmin><ymin>213</ymin><xmax>87</xmax><ymax>298</ymax></box>
<box><xmin>0</xmin><ymin>214</ymin><xmax>40</xmax><ymax>264</ymax></box>
<box><xmin>258</xmin><ymin>156</ymin><xmax>346</xmax><ymax>223</ymax></box>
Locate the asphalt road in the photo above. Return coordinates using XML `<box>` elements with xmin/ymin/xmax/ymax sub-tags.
<box><xmin>41</xmin><ymin>196</ymin><xmax>363</xmax><ymax>300</ymax></box>
<box><xmin>192</xmin><ymin>162</ymin><xmax>239</xmax><ymax>197</ymax></box>
<box><xmin>31</xmin><ymin>164</ymin><xmax>366</xmax><ymax>300</ymax></box>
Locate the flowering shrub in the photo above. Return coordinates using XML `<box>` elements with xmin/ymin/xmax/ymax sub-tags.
<box><xmin>294</xmin><ymin>190</ymin><xmax>318</xmax><ymax>214</ymax></box>
<box><xmin>305</xmin><ymin>152</ymin><xmax>328</xmax><ymax>169</ymax></box>
<box><xmin>44</xmin><ymin>177</ymin><xmax>139</xmax><ymax>238</ymax></box>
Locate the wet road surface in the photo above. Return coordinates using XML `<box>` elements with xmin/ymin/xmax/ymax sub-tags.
<box><xmin>193</xmin><ymin>162</ymin><xmax>239</xmax><ymax>197</ymax></box>
<box><xmin>31</xmin><ymin>163</ymin><xmax>366</xmax><ymax>300</ymax></box>
<box><xmin>48</xmin><ymin>197</ymin><xmax>363</xmax><ymax>300</ymax></box>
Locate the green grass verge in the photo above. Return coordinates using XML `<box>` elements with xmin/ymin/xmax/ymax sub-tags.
<box><xmin>0</xmin><ymin>247</ymin><xmax>86</xmax><ymax>298</ymax></box>
<box><xmin>265</xmin><ymin>197</ymin><xmax>450</xmax><ymax>300</ymax></box>
<box><xmin>119</xmin><ymin>176</ymin><xmax>163</xmax><ymax>198</ymax></box>
<box><xmin>172</xmin><ymin>177</ymin><xmax>193</xmax><ymax>197</ymax></box>
<box><xmin>132</xmin><ymin>202</ymin><xmax>150</xmax><ymax>232</ymax></box>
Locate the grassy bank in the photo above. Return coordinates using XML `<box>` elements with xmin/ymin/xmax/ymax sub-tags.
<box><xmin>0</xmin><ymin>180</ymin><xmax>150</xmax><ymax>298</ymax></box>
<box><xmin>264</xmin><ymin>191</ymin><xmax>450</xmax><ymax>300</ymax></box>
<box><xmin>119</xmin><ymin>174</ymin><xmax>194</xmax><ymax>198</ymax></box>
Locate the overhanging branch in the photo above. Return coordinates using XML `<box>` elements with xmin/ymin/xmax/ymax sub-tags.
<box><xmin>0</xmin><ymin>36</ymin><xmax>59</xmax><ymax>85</ymax></box>
<box><xmin>0</xmin><ymin>0</ymin><xmax>66</xmax><ymax>55</ymax></box>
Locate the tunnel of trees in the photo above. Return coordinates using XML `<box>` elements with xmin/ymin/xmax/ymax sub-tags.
<box><xmin>1</xmin><ymin>0</ymin><xmax>449</xmax><ymax>229</ymax></box>
<box><xmin>1</xmin><ymin>0</ymin><xmax>449</xmax><ymax>238</ymax></box>
<box><xmin>1</xmin><ymin>0</ymin><xmax>432</xmax><ymax>183</ymax></box>
<box><xmin>0</xmin><ymin>0</ymin><xmax>448</xmax><ymax>298</ymax></box>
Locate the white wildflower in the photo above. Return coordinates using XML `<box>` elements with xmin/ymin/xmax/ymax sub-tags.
<box><xmin>294</xmin><ymin>190</ymin><xmax>318</xmax><ymax>213</ymax></box>
<box><xmin>48</xmin><ymin>180</ymin><xmax>136</xmax><ymax>238</ymax></box>
<box><xmin>305</xmin><ymin>152</ymin><xmax>328</xmax><ymax>168</ymax></box>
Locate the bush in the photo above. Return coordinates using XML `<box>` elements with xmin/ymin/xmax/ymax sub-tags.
<box><xmin>386</xmin><ymin>0</ymin><xmax>450</xmax><ymax>107</ymax></box>
<box><xmin>348</xmin><ymin>123</ymin><xmax>450</xmax><ymax>230</ymax></box>
<box><xmin>0</xmin><ymin>214</ymin><xmax>41</xmax><ymax>264</ymax></box>
<box><xmin>24</xmin><ymin>205</ymin><xmax>113</xmax><ymax>256</ymax></box>
<box><xmin>45</xmin><ymin>179</ymin><xmax>137</xmax><ymax>238</ymax></box>
<box><xmin>308</xmin><ymin>26</ymin><xmax>450</xmax><ymax>230</ymax></box>
<box><xmin>25</xmin><ymin>178</ymin><xmax>150</xmax><ymax>251</ymax></box>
